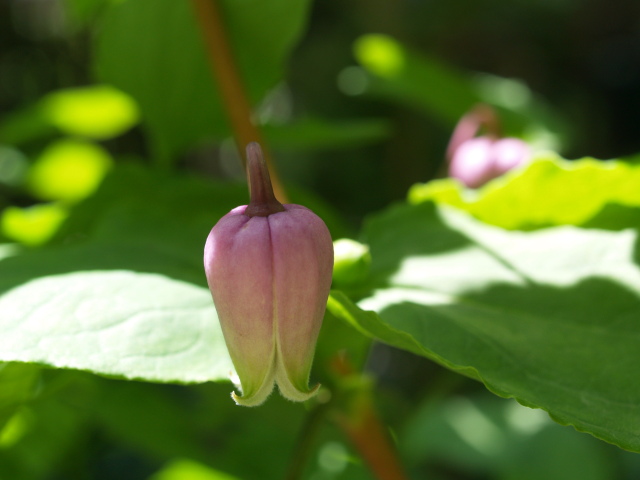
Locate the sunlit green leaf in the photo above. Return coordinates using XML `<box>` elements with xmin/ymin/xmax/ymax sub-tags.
<box><xmin>330</xmin><ymin>203</ymin><xmax>640</xmax><ymax>452</ymax></box>
<box><xmin>150</xmin><ymin>459</ymin><xmax>239</xmax><ymax>480</ymax></box>
<box><xmin>0</xmin><ymin>269</ymin><xmax>232</xmax><ymax>383</ymax></box>
<box><xmin>1</xmin><ymin>204</ymin><xmax>68</xmax><ymax>246</ymax></box>
<box><xmin>27</xmin><ymin>139</ymin><xmax>113</xmax><ymax>202</ymax></box>
<box><xmin>332</xmin><ymin>239</ymin><xmax>371</xmax><ymax>288</ymax></box>
<box><xmin>0</xmin><ymin>245</ymin><xmax>20</xmax><ymax>262</ymax></box>
<box><xmin>409</xmin><ymin>153</ymin><xmax>640</xmax><ymax>230</ymax></box>
<box><xmin>0</xmin><ymin>85</ymin><xmax>138</xmax><ymax>146</ymax></box>
<box><xmin>0</xmin><ymin>408</ymin><xmax>32</xmax><ymax>449</ymax></box>
<box><xmin>42</xmin><ymin>85</ymin><xmax>139</xmax><ymax>139</ymax></box>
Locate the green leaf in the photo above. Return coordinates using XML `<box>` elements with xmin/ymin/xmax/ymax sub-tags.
<box><xmin>0</xmin><ymin>363</ymin><xmax>40</xmax><ymax>434</ymax></box>
<box><xmin>51</xmin><ymin>163</ymin><xmax>349</xmax><ymax>258</ymax></box>
<box><xmin>150</xmin><ymin>459</ymin><xmax>240</xmax><ymax>480</ymax></box>
<box><xmin>0</xmin><ymin>244</ymin><xmax>21</xmax><ymax>261</ymax></box>
<box><xmin>402</xmin><ymin>393</ymin><xmax>613</xmax><ymax>480</ymax></box>
<box><xmin>0</xmin><ymin>373</ymin><xmax>95</xmax><ymax>480</ymax></box>
<box><xmin>1</xmin><ymin>204</ymin><xmax>68</xmax><ymax>247</ymax></box>
<box><xmin>0</xmin><ymin>85</ymin><xmax>138</xmax><ymax>145</ymax></box>
<box><xmin>409</xmin><ymin>153</ymin><xmax>640</xmax><ymax>230</ymax></box>
<box><xmin>49</xmin><ymin>163</ymin><xmax>247</xmax><ymax>268</ymax></box>
<box><xmin>27</xmin><ymin>139</ymin><xmax>113</xmax><ymax>202</ymax></box>
<box><xmin>93</xmin><ymin>381</ymin><xmax>216</xmax><ymax>462</ymax></box>
<box><xmin>330</xmin><ymin>202</ymin><xmax>640</xmax><ymax>451</ymax></box>
<box><xmin>332</xmin><ymin>239</ymin><xmax>372</xmax><ymax>289</ymax></box>
<box><xmin>354</xmin><ymin>34</ymin><xmax>479</xmax><ymax>126</ymax></box>
<box><xmin>63</xmin><ymin>0</ymin><xmax>112</xmax><ymax>28</ymax></box>
<box><xmin>352</xmin><ymin>34</ymin><xmax>563</xmax><ymax>143</ymax></box>
<box><xmin>94</xmin><ymin>380</ymin><xmax>308</xmax><ymax>480</ymax></box>
<box><xmin>264</xmin><ymin>117</ymin><xmax>391</xmax><ymax>151</ymax></box>
<box><xmin>41</xmin><ymin>85</ymin><xmax>139</xmax><ymax>140</ymax></box>
<box><xmin>0</xmin><ymin>268</ymin><xmax>232</xmax><ymax>383</ymax></box>
<box><xmin>95</xmin><ymin>0</ymin><xmax>312</xmax><ymax>162</ymax></box>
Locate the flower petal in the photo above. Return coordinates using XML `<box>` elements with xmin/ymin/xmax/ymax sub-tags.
<box><xmin>205</xmin><ymin>209</ymin><xmax>276</xmax><ymax>404</ymax></box>
<box><xmin>269</xmin><ymin>205</ymin><xmax>334</xmax><ymax>399</ymax></box>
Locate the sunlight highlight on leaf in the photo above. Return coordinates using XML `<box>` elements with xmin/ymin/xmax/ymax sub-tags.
<box><xmin>0</xmin><ymin>409</ymin><xmax>32</xmax><ymax>448</ymax></box>
<box><xmin>332</xmin><ymin>239</ymin><xmax>371</xmax><ymax>287</ymax></box>
<box><xmin>150</xmin><ymin>459</ymin><xmax>240</xmax><ymax>480</ymax></box>
<box><xmin>42</xmin><ymin>85</ymin><xmax>139</xmax><ymax>139</ymax></box>
<box><xmin>409</xmin><ymin>153</ymin><xmax>640</xmax><ymax>230</ymax></box>
<box><xmin>354</xmin><ymin>34</ymin><xmax>405</xmax><ymax>78</ymax></box>
<box><xmin>0</xmin><ymin>270</ymin><xmax>233</xmax><ymax>383</ymax></box>
<box><xmin>27</xmin><ymin>139</ymin><xmax>113</xmax><ymax>202</ymax></box>
<box><xmin>1</xmin><ymin>204</ymin><xmax>67</xmax><ymax>246</ymax></box>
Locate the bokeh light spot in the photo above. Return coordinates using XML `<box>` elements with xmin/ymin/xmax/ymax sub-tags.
<box><xmin>27</xmin><ymin>139</ymin><xmax>113</xmax><ymax>202</ymax></box>
<box><xmin>42</xmin><ymin>85</ymin><xmax>139</xmax><ymax>139</ymax></box>
<box><xmin>2</xmin><ymin>203</ymin><xmax>67</xmax><ymax>246</ymax></box>
<box><xmin>354</xmin><ymin>34</ymin><xmax>405</xmax><ymax>78</ymax></box>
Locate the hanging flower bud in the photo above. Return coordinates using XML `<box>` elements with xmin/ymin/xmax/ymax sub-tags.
<box><xmin>204</xmin><ymin>142</ymin><xmax>333</xmax><ymax>406</ymax></box>
<box><xmin>447</xmin><ymin>104</ymin><xmax>530</xmax><ymax>188</ymax></box>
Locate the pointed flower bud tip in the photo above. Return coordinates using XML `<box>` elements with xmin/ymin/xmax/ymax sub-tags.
<box><xmin>204</xmin><ymin>143</ymin><xmax>334</xmax><ymax>406</ymax></box>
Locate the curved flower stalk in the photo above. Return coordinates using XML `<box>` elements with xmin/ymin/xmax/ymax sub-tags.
<box><xmin>447</xmin><ymin>104</ymin><xmax>531</xmax><ymax>188</ymax></box>
<box><xmin>204</xmin><ymin>143</ymin><xmax>334</xmax><ymax>406</ymax></box>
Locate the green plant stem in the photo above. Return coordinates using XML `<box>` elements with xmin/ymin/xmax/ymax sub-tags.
<box><xmin>190</xmin><ymin>0</ymin><xmax>288</xmax><ymax>203</ymax></box>
<box><xmin>285</xmin><ymin>402</ymin><xmax>330</xmax><ymax>480</ymax></box>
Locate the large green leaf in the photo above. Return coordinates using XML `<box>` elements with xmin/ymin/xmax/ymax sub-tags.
<box><xmin>95</xmin><ymin>0</ymin><xmax>312</xmax><ymax>162</ymax></box>
<box><xmin>409</xmin><ymin>153</ymin><xmax>640</xmax><ymax>231</ymax></box>
<box><xmin>0</xmin><ymin>268</ymin><xmax>232</xmax><ymax>383</ymax></box>
<box><xmin>329</xmin><ymin>202</ymin><xmax>640</xmax><ymax>451</ymax></box>
<box><xmin>0</xmin><ymin>165</ymin><xmax>241</xmax><ymax>383</ymax></box>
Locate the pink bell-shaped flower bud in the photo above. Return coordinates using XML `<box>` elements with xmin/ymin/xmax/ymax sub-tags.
<box><xmin>447</xmin><ymin>104</ymin><xmax>530</xmax><ymax>188</ymax></box>
<box><xmin>204</xmin><ymin>143</ymin><xmax>334</xmax><ymax>406</ymax></box>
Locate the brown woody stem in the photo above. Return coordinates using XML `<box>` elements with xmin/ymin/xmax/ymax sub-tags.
<box><xmin>190</xmin><ymin>0</ymin><xmax>288</xmax><ymax>202</ymax></box>
<box><xmin>245</xmin><ymin>142</ymin><xmax>286</xmax><ymax>217</ymax></box>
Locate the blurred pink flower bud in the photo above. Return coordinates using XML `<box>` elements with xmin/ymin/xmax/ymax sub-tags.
<box><xmin>204</xmin><ymin>143</ymin><xmax>333</xmax><ymax>406</ymax></box>
<box><xmin>447</xmin><ymin>105</ymin><xmax>530</xmax><ymax>188</ymax></box>
<box><xmin>492</xmin><ymin>137</ymin><xmax>530</xmax><ymax>174</ymax></box>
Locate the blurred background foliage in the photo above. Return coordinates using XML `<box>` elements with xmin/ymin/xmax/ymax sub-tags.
<box><xmin>1</xmin><ymin>0</ymin><xmax>640</xmax><ymax>479</ymax></box>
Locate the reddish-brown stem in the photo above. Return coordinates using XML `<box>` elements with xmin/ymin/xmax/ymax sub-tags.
<box><xmin>190</xmin><ymin>0</ymin><xmax>288</xmax><ymax>202</ymax></box>
<box><xmin>330</xmin><ymin>355</ymin><xmax>410</xmax><ymax>480</ymax></box>
<box><xmin>245</xmin><ymin>142</ymin><xmax>285</xmax><ymax>217</ymax></box>
<box><xmin>446</xmin><ymin>103</ymin><xmax>502</xmax><ymax>161</ymax></box>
